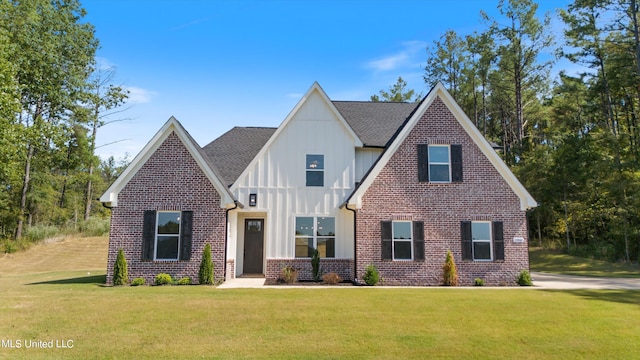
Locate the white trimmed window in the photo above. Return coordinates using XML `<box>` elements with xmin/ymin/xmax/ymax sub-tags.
<box><xmin>428</xmin><ymin>145</ymin><xmax>451</xmax><ymax>182</ymax></box>
<box><xmin>471</xmin><ymin>221</ymin><xmax>492</xmax><ymax>261</ymax></box>
<box><xmin>306</xmin><ymin>154</ymin><xmax>324</xmax><ymax>187</ymax></box>
<box><xmin>155</xmin><ymin>211</ymin><xmax>181</xmax><ymax>260</ymax></box>
<box><xmin>392</xmin><ymin>221</ymin><xmax>413</xmax><ymax>260</ymax></box>
<box><xmin>295</xmin><ymin>216</ymin><xmax>335</xmax><ymax>258</ymax></box>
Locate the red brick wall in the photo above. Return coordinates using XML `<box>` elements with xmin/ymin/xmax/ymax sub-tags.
<box><xmin>356</xmin><ymin>97</ymin><xmax>530</xmax><ymax>286</ymax></box>
<box><xmin>106</xmin><ymin>132</ymin><xmax>227</xmax><ymax>285</ymax></box>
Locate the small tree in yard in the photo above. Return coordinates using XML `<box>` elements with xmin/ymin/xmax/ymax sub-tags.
<box><xmin>442</xmin><ymin>250</ymin><xmax>458</xmax><ymax>286</ymax></box>
<box><xmin>113</xmin><ymin>249</ymin><xmax>128</xmax><ymax>286</ymax></box>
<box><xmin>199</xmin><ymin>243</ymin><xmax>214</xmax><ymax>285</ymax></box>
<box><xmin>311</xmin><ymin>248</ymin><xmax>321</xmax><ymax>282</ymax></box>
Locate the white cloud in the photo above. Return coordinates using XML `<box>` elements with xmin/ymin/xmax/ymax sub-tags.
<box><xmin>366</xmin><ymin>41</ymin><xmax>428</xmax><ymax>72</ymax></box>
<box><xmin>95</xmin><ymin>57</ymin><xmax>117</xmax><ymax>71</ymax></box>
<box><xmin>124</xmin><ymin>86</ymin><xmax>157</xmax><ymax>104</ymax></box>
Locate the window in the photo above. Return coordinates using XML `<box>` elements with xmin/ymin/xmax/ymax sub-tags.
<box><xmin>461</xmin><ymin>221</ymin><xmax>504</xmax><ymax>261</ymax></box>
<box><xmin>295</xmin><ymin>216</ymin><xmax>335</xmax><ymax>258</ymax></box>
<box><xmin>471</xmin><ymin>222</ymin><xmax>491</xmax><ymax>261</ymax></box>
<box><xmin>306</xmin><ymin>154</ymin><xmax>324</xmax><ymax>187</ymax></box>
<box><xmin>142</xmin><ymin>210</ymin><xmax>193</xmax><ymax>261</ymax></box>
<box><xmin>156</xmin><ymin>212</ymin><xmax>181</xmax><ymax>260</ymax></box>
<box><xmin>381</xmin><ymin>221</ymin><xmax>424</xmax><ymax>261</ymax></box>
<box><xmin>429</xmin><ymin>145</ymin><xmax>450</xmax><ymax>182</ymax></box>
<box><xmin>418</xmin><ymin>144</ymin><xmax>462</xmax><ymax>183</ymax></box>
<box><xmin>392</xmin><ymin>222</ymin><xmax>412</xmax><ymax>260</ymax></box>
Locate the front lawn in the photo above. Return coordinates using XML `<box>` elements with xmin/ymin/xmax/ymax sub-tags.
<box><xmin>0</xmin><ymin>270</ymin><xmax>639</xmax><ymax>359</ymax></box>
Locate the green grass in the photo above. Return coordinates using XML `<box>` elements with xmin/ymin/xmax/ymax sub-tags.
<box><xmin>0</xmin><ymin>237</ymin><xmax>639</xmax><ymax>359</ymax></box>
<box><xmin>530</xmin><ymin>248</ymin><xmax>640</xmax><ymax>278</ymax></box>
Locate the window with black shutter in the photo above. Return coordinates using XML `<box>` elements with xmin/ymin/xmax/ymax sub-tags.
<box><xmin>461</xmin><ymin>220</ymin><xmax>504</xmax><ymax>261</ymax></box>
<box><xmin>142</xmin><ymin>210</ymin><xmax>193</xmax><ymax>261</ymax></box>
<box><xmin>418</xmin><ymin>144</ymin><xmax>463</xmax><ymax>183</ymax></box>
<box><xmin>381</xmin><ymin>220</ymin><xmax>424</xmax><ymax>261</ymax></box>
<box><xmin>413</xmin><ymin>221</ymin><xmax>425</xmax><ymax>261</ymax></box>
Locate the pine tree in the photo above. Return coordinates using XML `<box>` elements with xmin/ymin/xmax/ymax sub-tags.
<box><xmin>199</xmin><ymin>243</ymin><xmax>214</xmax><ymax>285</ymax></box>
<box><xmin>442</xmin><ymin>250</ymin><xmax>458</xmax><ymax>286</ymax></box>
<box><xmin>113</xmin><ymin>249</ymin><xmax>128</xmax><ymax>286</ymax></box>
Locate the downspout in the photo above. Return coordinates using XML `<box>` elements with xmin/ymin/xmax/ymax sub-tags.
<box><xmin>224</xmin><ymin>201</ymin><xmax>239</xmax><ymax>281</ymax></box>
<box><xmin>345</xmin><ymin>203</ymin><xmax>358</xmax><ymax>284</ymax></box>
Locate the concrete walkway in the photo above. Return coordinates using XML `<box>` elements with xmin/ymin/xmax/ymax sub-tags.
<box><xmin>531</xmin><ymin>272</ymin><xmax>640</xmax><ymax>290</ymax></box>
<box><xmin>217</xmin><ymin>273</ymin><xmax>640</xmax><ymax>290</ymax></box>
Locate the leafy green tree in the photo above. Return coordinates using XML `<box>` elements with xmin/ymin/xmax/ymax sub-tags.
<box><xmin>371</xmin><ymin>77</ymin><xmax>421</xmax><ymax>102</ymax></box>
<box><xmin>113</xmin><ymin>249</ymin><xmax>128</xmax><ymax>286</ymax></box>
<box><xmin>1</xmin><ymin>0</ymin><xmax>98</xmax><ymax>238</ymax></box>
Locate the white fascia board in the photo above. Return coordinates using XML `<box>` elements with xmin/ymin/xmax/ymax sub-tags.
<box><xmin>230</xmin><ymin>81</ymin><xmax>362</xmax><ymax>192</ymax></box>
<box><xmin>347</xmin><ymin>83</ymin><xmax>537</xmax><ymax>211</ymax></box>
<box><xmin>99</xmin><ymin>116</ymin><xmax>236</xmax><ymax>208</ymax></box>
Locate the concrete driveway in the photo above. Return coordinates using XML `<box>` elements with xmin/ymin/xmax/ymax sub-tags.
<box><xmin>531</xmin><ymin>272</ymin><xmax>640</xmax><ymax>290</ymax></box>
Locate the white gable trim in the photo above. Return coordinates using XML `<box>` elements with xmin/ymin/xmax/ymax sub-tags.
<box><xmin>347</xmin><ymin>83</ymin><xmax>537</xmax><ymax>211</ymax></box>
<box><xmin>230</xmin><ymin>82</ymin><xmax>363</xmax><ymax>191</ymax></box>
<box><xmin>99</xmin><ymin>116</ymin><xmax>236</xmax><ymax>208</ymax></box>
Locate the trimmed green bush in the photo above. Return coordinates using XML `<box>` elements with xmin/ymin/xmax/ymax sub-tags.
<box><xmin>131</xmin><ymin>277</ymin><xmax>146</xmax><ymax>286</ymax></box>
<box><xmin>362</xmin><ymin>264</ymin><xmax>380</xmax><ymax>286</ymax></box>
<box><xmin>474</xmin><ymin>278</ymin><xmax>485</xmax><ymax>286</ymax></box>
<box><xmin>517</xmin><ymin>270</ymin><xmax>533</xmax><ymax>286</ymax></box>
<box><xmin>442</xmin><ymin>250</ymin><xmax>458</xmax><ymax>286</ymax></box>
<box><xmin>177</xmin><ymin>277</ymin><xmax>191</xmax><ymax>285</ymax></box>
<box><xmin>311</xmin><ymin>248</ymin><xmax>321</xmax><ymax>282</ymax></box>
<box><xmin>113</xmin><ymin>249</ymin><xmax>128</xmax><ymax>286</ymax></box>
<box><xmin>199</xmin><ymin>243</ymin><xmax>214</xmax><ymax>285</ymax></box>
<box><xmin>155</xmin><ymin>273</ymin><xmax>172</xmax><ymax>285</ymax></box>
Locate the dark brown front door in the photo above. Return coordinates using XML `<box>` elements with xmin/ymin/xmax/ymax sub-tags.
<box><xmin>243</xmin><ymin>219</ymin><xmax>264</xmax><ymax>274</ymax></box>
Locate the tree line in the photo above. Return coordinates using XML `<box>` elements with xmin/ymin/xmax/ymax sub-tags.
<box><xmin>0</xmin><ymin>0</ymin><xmax>129</xmax><ymax>241</ymax></box>
<box><xmin>418</xmin><ymin>0</ymin><xmax>640</xmax><ymax>262</ymax></box>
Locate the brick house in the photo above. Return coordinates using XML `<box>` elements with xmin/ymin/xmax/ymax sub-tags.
<box><xmin>100</xmin><ymin>82</ymin><xmax>536</xmax><ymax>286</ymax></box>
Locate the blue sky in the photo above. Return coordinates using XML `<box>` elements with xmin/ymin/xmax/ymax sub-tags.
<box><xmin>83</xmin><ymin>0</ymin><xmax>571</xmax><ymax>160</ymax></box>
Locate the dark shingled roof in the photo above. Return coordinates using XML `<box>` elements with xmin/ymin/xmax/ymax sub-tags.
<box><xmin>202</xmin><ymin>127</ymin><xmax>277</xmax><ymax>187</ymax></box>
<box><xmin>202</xmin><ymin>101</ymin><xmax>420</xmax><ymax>186</ymax></box>
<box><xmin>332</xmin><ymin>101</ymin><xmax>419</xmax><ymax>147</ymax></box>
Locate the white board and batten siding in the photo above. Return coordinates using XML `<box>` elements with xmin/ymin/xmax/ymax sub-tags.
<box><xmin>231</xmin><ymin>89</ymin><xmax>358</xmax><ymax>265</ymax></box>
<box><xmin>355</xmin><ymin>148</ymin><xmax>383</xmax><ymax>183</ymax></box>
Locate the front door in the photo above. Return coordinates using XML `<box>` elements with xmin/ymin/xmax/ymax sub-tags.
<box><xmin>243</xmin><ymin>219</ymin><xmax>264</xmax><ymax>274</ymax></box>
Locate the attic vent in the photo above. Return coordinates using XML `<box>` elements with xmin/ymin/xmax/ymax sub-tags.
<box><xmin>392</xmin><ymin>214</ymin><xmax>413</xmax><ymax>221</ymax></box>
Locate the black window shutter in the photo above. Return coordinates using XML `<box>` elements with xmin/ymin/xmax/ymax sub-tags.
<box><xmin>180</xmin><ymin>211</ymin><xmax>193</xmax><ymax>261</ymax></box>
<box><xmin>461</xmin><ymin>221</ymin><xmax>472</xmax><ymax>260</ymax></box>
<box><xmin>413</xmin><ymin>221</ymin><xmax>425</xmax><ymax>261</ymax></box>
<box><xmin>418</xmin><ymin>144</ymin><xmax>429</xmax><ymax>182</ymax></box>
<box><xmin>451</xmin><ymin>144</ymin><xmax>463</xmax><ymax>183</ymax></box>
<box><xmin>381</xmin><ymin>221</ymin><xmax>392</xmax><ymax>260</ymax></box>
<box><xmin>142</xmin><ymin>210</ymin><xmax>156</xmax><ymax>261</ymax></box>
<box><xmin>493</xmin><ymin>221</ymin><xmax>504</xmax><ymax>261</ymax></box>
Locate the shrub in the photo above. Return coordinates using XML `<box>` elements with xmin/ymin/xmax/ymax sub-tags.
<box><xmin>131</xmin><ymin>277</ymin><xmax>146</xmax><ymax>286</ymax></box>
<box><xmin>442</xmin><ymin>250</ymin><xmax>458</xmax><ymax>286</ymax></box>
<box><xmin>199</xmin><ymin>243</ymin><xmax>214</xmax><ymax>285</ymax></box>
<box><xmin>280</xmin><ymin>265</ymin><xmax>298</xmax><ymax>284</ymax></box>
<box><xmin>112</xmin><ymin>249</ymin><xmax>128</xmax><ymax>286</ymax></box>
<box><xmin>474</xmin><ymin>278</ymin><xmax>485</xmax><ymax>286</ymax></box>
<box><xmin>311</xmin><ymin>248</ymin><xmax>321</xmax><ymax>282</ymax></box>
<box><xmin>322</xmin><ymin>272</ymin><xmax>342</xmax><ymax>285</ymax></box>
<box><xmin>155</xmin><ymin>273</ymin><xmax>172</xmax><ymax>285</ymax></box>
<box><xmin>25</xmin><ymin>225</ymin><xmax>60</xmax><ymax>243</ymax></box>
<box><xmin>362</xmin><ymin>264</ymin><xmax>380</xmax><ymax>286</ymax></box>
<box><xmin>177</xmin><ymin>277</ymin><xmax>191</xmax><ymax>285</ymax></box>
<box><xmin>517</xmin><ymin>270</ymin><xmax>533</xmax><ymax>286</ymax></box>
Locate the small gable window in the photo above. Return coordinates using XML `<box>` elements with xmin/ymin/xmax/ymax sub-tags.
<box><xmin>295</xmin><ymin>216</ymin><xmax>335</xmax><ymax>258</ymax></box>
<box><xmin>418</xmin><ymin>144</ymin><xmax>463</xmax><ymax>183</ymax></box>
<box><xmin>306</xmin><ymin>154</ymin><xmax>324</xmax><ymax>187</ymax></box>
<box><xmin>461</xmin><ymin>221</ymin><xmax>504</xmax><ymax>262</ymax></box>
<box><xmin>142</xmin><ymin>210</ymin><xmax>193</xmax><ymax>261</ymax></box>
